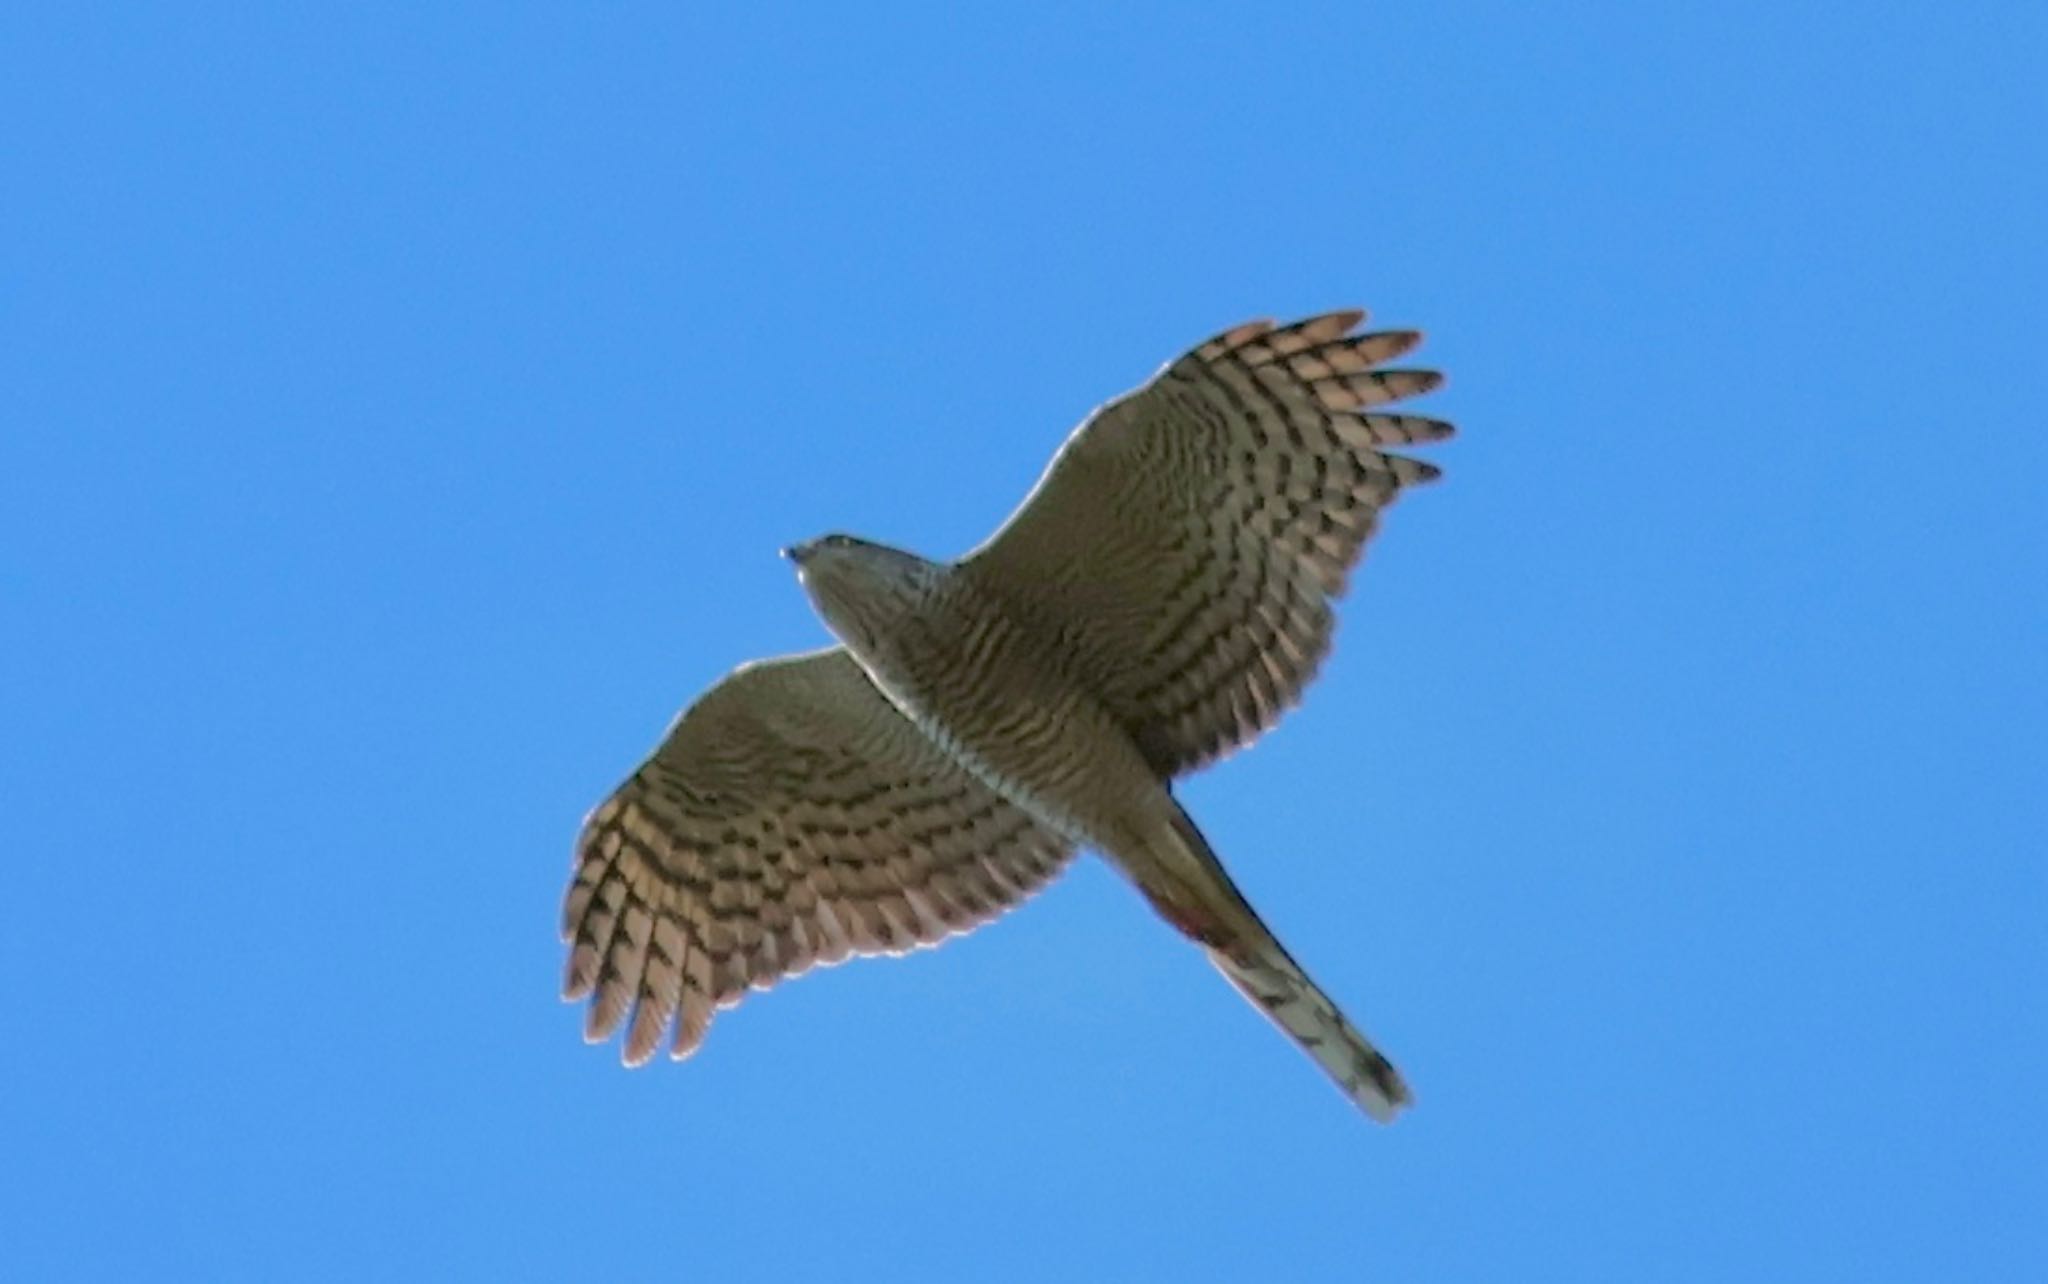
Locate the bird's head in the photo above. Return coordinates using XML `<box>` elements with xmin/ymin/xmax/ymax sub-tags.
<box><xmin>784</xmin><ymin>533</ymin><xmax>943</xmax><ymax>655</ymax></box>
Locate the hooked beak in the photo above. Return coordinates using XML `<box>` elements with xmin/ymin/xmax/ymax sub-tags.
<box><xmin>781</xmin><ymin>540</ymin><xmax>814</xmax><ymax>565</ymax></box>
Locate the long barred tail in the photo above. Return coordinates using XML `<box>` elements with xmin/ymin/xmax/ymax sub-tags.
<box><xmin>1207</xmin><ymin>935</ymin><xmax>1411</xmax><ymax>1123</ymax></box>
<box><xmin>1144</xmin><ymin>805</ymin><xmax>1412</xmax><ymax>1123</ymax></box>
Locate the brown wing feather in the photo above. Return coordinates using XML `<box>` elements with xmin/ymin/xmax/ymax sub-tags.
<box><xmin>561</xmin><ymin>648</ymin><xmax>1075</xmax><ymax>1064</ymax></box>
<box><xmin>963</xmin><ymin>310</ymin><xmax>1451</xmax><ymax>777</ymax></box>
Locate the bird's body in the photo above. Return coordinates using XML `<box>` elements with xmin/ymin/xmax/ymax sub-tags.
<box><xmin>807</xmin><ymin>553</ymin><xmax>1167</xmax><ymax>853</ymax></box>
<box><xmin>563</xmin><ymin>309</ymin><xmax>1451</xmax><ymax>1121</ymax></box>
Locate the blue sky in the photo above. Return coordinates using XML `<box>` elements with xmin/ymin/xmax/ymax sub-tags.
<box><xmin>4</xmin><ymin>4</ymin><xmax>2043</xmax><ymax>1280</ymax></box>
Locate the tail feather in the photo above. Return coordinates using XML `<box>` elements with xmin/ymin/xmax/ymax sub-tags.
<box><xmin>1141</xmin><ymin>804</ymin><xmax>1412</xmax><ymax>1123</ymax></box>
<box><xmin>1208</xmin><ymin>940</ymin><xmax>1411</xmax><ymax>1123</ymax></box>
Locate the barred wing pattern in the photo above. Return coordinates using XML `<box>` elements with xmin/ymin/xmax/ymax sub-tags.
<box><xmin>964</xmin><ymin>310</ymin><xmax>1449</xmax><ymax>777</ymax></box>
<box><xmin>563</xmin><ymin>648</ymin><xmax>1075</xmax><ymax>1065</ymax></box>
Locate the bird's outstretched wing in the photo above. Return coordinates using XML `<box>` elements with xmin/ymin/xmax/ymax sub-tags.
<box><xmin>963</xmin><ymin>310</ymin><xmax>1451</xmax><ymax>777</ymax></box>
<box><xmin>563</xmin><ymin>648</ymin><xmax>1075</xmax><ymax>1064</ymax></box>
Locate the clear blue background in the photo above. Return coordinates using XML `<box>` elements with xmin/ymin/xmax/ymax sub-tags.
<box><xmin>5</xmin><ymin>4</ymin><xmax>2042</xmax><ymax>1280</ymax></box>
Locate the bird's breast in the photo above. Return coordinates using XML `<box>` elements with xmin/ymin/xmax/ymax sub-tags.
<box><xmin>846</xmin><ymin>586</ymin><xmax>1166</xmax><ymax>851</ymax></box>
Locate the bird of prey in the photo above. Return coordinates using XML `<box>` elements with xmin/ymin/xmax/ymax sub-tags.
<box><xmin>561</xmin><ymin>309</ymin><xmax>1451</xmax><ymax>1121</ymax></box>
